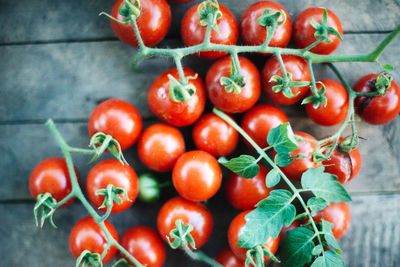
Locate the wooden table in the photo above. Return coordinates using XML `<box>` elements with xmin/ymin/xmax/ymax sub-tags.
<box><xmin>1</xmin><ymin>0</ymin><xmax>400</xmax><ymax>266</ymax></box>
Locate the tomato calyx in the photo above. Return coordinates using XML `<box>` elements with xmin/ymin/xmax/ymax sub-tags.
<box><xmin>257</xmin><ymin>8</ymin><xmax>287</xmax><ymax>30</ymax></box>
<box><xmin>269</xmin><ymin>72</ymin><xmax>310</xmax><ymax>98</ymax></box>
<box><xmin>168</xmin><ymin>74</ymin><xmax>198</xmax><ymax>102</ymax></box>
<box><xmin>76</xmin><ymin>250</ymin><xmax>103</xmax><ymax>267</ymax></box>
<box><xmin>220</xmin><ymin>56</ymin><xmax>247</xmax><ymax>94</ymax></box>
<box><xmin>197</xmin><ymin>0</ymin><xmax>222</xmax><ymax>33</ymax></box>
<box><xmin>33</xmin><ymin>192</ymin><xmax>58</xmax><ymax>228</ymax></box>
<box><xmin>301</xmin><ymin>81</ymin><xmax>328</xmax><ymax>109</ymax></box>
<box><xmin>95</xmin><ymin>184</ymin><xmax>131</xmax><ymax>212</ymax></box>
<box><xmin>99</xmin><ymin>0</ymin><xmax>141</xmax><ymax>28</ymax></box>
<box><xmin>245</xmin><ymin>244</ymin><xmax>280</xmax><ymax>266</ymax></box>
<box><xmin>310</xmin><ymin>9</ymin><xmax>342</xmax><ymax>44</ymax></box>
<box><xmin>166</xmin><ymin>219</ymin><xmax>196</xmax><ymax>250</ymax></box>
<box><xmin>89</xmin><ymin>132</ymin><xmax>128</xmax><ymax>165</ymax></box>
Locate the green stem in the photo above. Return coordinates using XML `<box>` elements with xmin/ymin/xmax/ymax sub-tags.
<box><xmin>68</xmin><ymin>147</ymin><xmax>96</xmax><ymax>154</ymax></box>
<box><xmin>130</xmin><ymin>15</ymin><xmax>146</xmax><ymax>50</ymax></box>
<box><xmin>231</xmin><ymin>51</ymin><xmax>241</xmax><ymax>75</ymax></box>
<box><xmin>275</xmin><ymin>51</ymin><xmax>288</xmax><ymax>78</ymax></box>
<box><xmin>307</xmin><ymin>58</ymin><xmax>319</xmax><ymax>96</ymax></box>
<box><xmin>203</xmin><ymin>13</ymin><xmax>214</xmax><ymax>46</ymax></box>
<box><xmin>174</xmin><ymin>55</ymin><xmax>187</xmax><ymax>85</ymax></box>
<box><xmin>262</xmin><ymin>23</ymin><xmax>277</xmax><ymax>48</ymax></box>
<box><xmin>302</xmin><ymin>38</ymin><xmax>324</xmax><ymax>53</ymax></box>
<box><xmin>183</xmin><ymin>243</ymin><xmax>223</xmax><ymax>267</ymax></box>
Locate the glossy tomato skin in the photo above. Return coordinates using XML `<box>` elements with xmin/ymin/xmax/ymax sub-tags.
<box><xmin>111</xmin><ymin>0</ymin><xmax>171</xmax><ymax>47</ymax></box>
<box><xmin>181</xmin><ymin>4</ymin><xmax>238</xmax><ymax>59</ymax></box>
<box><xmin>313</xmin><ymin>202</ymin><xmax>351</xmax><ymax>239</ymax></box>
<box><xmin>69</xmin><ymin>217</ymin><xmax>118</xmax><ymax>263</ymax></box>
<box><xmin>228</xmin><ymin>210</ymin><xmax>280</xmax><ymax>260</ymax></box>
<box><xmin>276</xmin><ymin>132</ymin><xmax>319</xmax><ymax>181</ymax></box>
<box><xmin>354</xmin><ymin>74</ymin><xmax>400</xmax><ymax>125</ymax></box>
<box><xmin>88</xmin><ymin>98</ymin><xmax>142</xmax><ymax>150</ymax></box>
<box><xmin>241</xmin><ymin>104</ymin><xmax>288</xmax><ymax>148</ymax></box>
<box><xmin>157</xmin><ymin>197</ymin><xmax>213</xmax><ymax>249</ymax></box>
<box><xmin>29</xmin><ymin>158</ymin><xmax>79</xmax><ymax>207</ymax></box>
<box><xmin>193</xmin><ymin>113</ymin><xmax>239</xmax><ymax>157</ymax></box>
<box><xmin>240</xmin><ymin>1</ymin><xmax>291</xmax><ymax>48</ymax></box>
<box><xmin>225</xmin><ymin>165</ymin><xmax>273</xmax><ymax>210</ymax></box>
<box><xmin>215</xmin><ymin>246</ymin><xmax>245</xmax><ymax>267</ymax></box>
<box><xmin>293</xmin><ymin>7</ymin><xmax>343</xmax><ymax>55</ymax></box>
<box><xmin>305</xmin><ymin>79</ymin><xmax>349</xmax><ymax>126</ymax></box>
<box><xmin>262</xmin><ymin>55</ymin><xmax>311</xmax><ymax>105</ymax></box>
<box><xmin>148</xmin><ymin>67</ymin><xmax>206</xmax><ymax>127</ymax></box>
<box><xmin>173</xmin><ymin>150</ymin><xmax>222</xmax><ymax>202</ymax></box>
<box><xmin>86</xmin><ymin>159</ymin><xmax>138</xmax><ymax>214</ymax></box>
<box><xmin>138</xmin><ymin>124</ymin><xmax>185</xmax><ymax>172</ymax></box>
<box><xmin>206</xmin><ymin>56</ymin><xmax>261</xmax><ymax>113</ymax></box>
<box><xmin>120</xmin><ymin>226</ymin><xmax>166</xmax><ymax>267</ymax></box>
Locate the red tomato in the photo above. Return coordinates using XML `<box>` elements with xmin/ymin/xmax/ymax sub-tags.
<box><xmin>193</xmin><ymin>113</ymin><xmax>239</xmax><ymax>157</ymax></box>
<box><xmin>172</xmin><ymin>150</ymin><xmax>222</xmax><ymax>202</ymax></box>
<box><xmin>293</xmin><ymin>7</ymin><xmax>342</xmax><ymax>55</ymax></box>
<box><xmin>169</xmin><ymin>0</ymin><xmax>193</xmax><ymax>3</ymax></box>
<box><xmin>206</xmin><ymin>56</ymin><xmax>261</xmax><ymax>113</ymax></box>
<box><xmin>305</xmin><ymin>79</ymin><xmax>349</xmax><ymax>126</ymax></box>
<box><xmin>138</xmin><ymin>124</ymin><xmax>185</xmax><ymax>172</ymax></box>
<box><xmin>354</xmin><ymin>74</ymin><xmax>400</xmax><ymax>125</ymax></box>
<box><xmin>111</xmin><ymin>0</ymin><xmax>171</xmax><ymax>47</ymax></box>
<box><xmin>29</xmin><ymin>158</ymin><xmax>79</xmax><ymax>207</ymax></box>
<box><xmin>240</xmin><ymin>1</ymin><xmax>291</xmax><ymax>48</ymax></box>
<box><xmin>276</xmin><ymin>132</ymin><xmax>319</xmax><ymax>181</ymax></box>
<box><xmin>241</xmin><ymin>104</ymin><xmax>288</xmax><ymax>148</ymax></box>
<box><xmin>225</xmin><ymin>165</ymin><xmax>273</xmax><ymax>210</ymax></box>
<box><xmin>120</xmin><ymin>226</ymin><xmax>166</xmax><ymax>267</ymax></box>
<box><xmin>157</xmin><ymin>197</ymin><xmax>213</xmax><ymax>249</ymax></box>
<box><xmin>86</xmin><ymin>159</ymin><xmax>138</xmax><ymax>214</ymax></box>
<box><xmin>262</xmin><ymin>55</ymin><xmax>311</xmax><ymax>105</ymax></box>
<box><xmin>88</xmin><ymin>98</ymin><xmax>142</xmax><ymax>150</ymax></box>
<box><xmin>215</xmin><ymin>246</ymin><xmax>245</xmax><ymax>267</ymax></box>
<box><xmin>148</xmin><ymin>67</ymin><xmax>206</xmax><ymax>127</ymax></box>
<box><xmin>181</xmin><ymin>3</ymin><xmax>238</xmax><ymax>59</ymax></box>
<box><xmin>228</xmin><ymin>210</ymin><xmax>280</xmax><ymax>261</ymax></box>
<box><xmin>313</xmin><ymin>202</ymin><xmax>351</xmax><ymax>239</ymax></box>
<box><xmin>69</xmin><ymin>217</ymin><xmax>118</xmax><ymax>263</ymax></box>
<box><xmin>280</xmin><ymin>220</ymin><xmax>300</xmax><ymax>240</ymax></box>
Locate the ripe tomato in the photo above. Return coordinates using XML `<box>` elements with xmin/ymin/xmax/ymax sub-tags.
<box><xmin>313</xmin><ymin>202</ymin><xmax>351</xmax><ymax>239</ymax></box>
<box><xmin>157</xmin><ymin>197</ymin><xmax>213</xmax><ymax>249</ymax></box>
<box><xmin>148</xmin><ymin>67</ymin><xmax>206</xmax><ymax>127</ymax></box>
<box><xmin>240</xmin><ymin>1</ymin><xmax>291</xmax><ymax>48</ymax></box>
<box><xmin>172</xmin><ymin>150</ymin><xmax>222</xmax><ymax>202</ymax></box>
<box><xmin>228</xmin><ymin>210</ymin><xmax>280</xmax><ymax>261</ymax></box>
<box><xmin>206</xmin><ymin>56</ymin><xmax>261</xmax><ymax>113</ymax></box>
<box><xmin>88</xmin><ymin>98</ymin><xmax>142</xmax><ymax>150</ymax></box>
<box><xmin>86</xmin><ymin>159</ymin><xmax>138</xmax><ymax>214</ymax></box>
<box><xmin>120</xmin><ymin>226</ymin><xmax>166</xmax><ymax>267</ymax></box>
<box><xmin>215</xmin><ymin>246</ymin><xmax>245</xmax><ymax>267</ymax></box>
<box><xmin>241</xmin><ymin>104</ymin><xmax>288</xmax><ymax>148</ymax></box>
<box><xmin>276</xmin><ymin>132</ymin><xmax>319</xmax><ymax>181</ymax></box>
<box><xmin>354</xmin><ymin>74</ymin><xmax>400</xmax><ymax>125</ymax></box>
<box><xmin>181</xmin><ymin>3</ymin><xmax>238</xmax><ymax>59</ymax></box>
<box><xmin>305</xmin><ymin>79</ymin><xmax>349</xmax><ymax>126</ymax></box>
<box><xmin>225</xmin><ymin>165</ymin><xmax>273</xmax><ymax>210</ymax></box>
<box><xmin>192</xmin><ymin>113</ymin><xmax>239</xmax><ymax>157</ymax></box>
<box><xmin>169</xmin><ymin>0</ymin><xmax>193</xmax><ymax>3</ymax></box>
<box><xmin>138</xmin><ymin>123</ymin><xmax>185</xmax><ymax>172</ymax></box>
<box><xmin>111</xmin><ymin>0</ymin><xmax>171</xmax><ymax>47</ymax></box>
<box><xmin>29</xmin><ymin>158</ymin><xmax>79</xmax><ymax>207</ymax></box>
<box><xmin>262</xmin><ymin>55</ymin><xmax>311</xmax><ymax>105</ymax></box>
<box><xmin>293</xmin><ymin>7</ymin><xmax>342</xmax><ymax>55</ymax></box>
<box><xmin>280</xmin><ymin>220</ymin><xmax>300</xmax><ymax>240</ymax></box>
<box><xmin>69</xmin><ymin>217</ymin><xmax>118</xmax><ymax>263</ymax></box>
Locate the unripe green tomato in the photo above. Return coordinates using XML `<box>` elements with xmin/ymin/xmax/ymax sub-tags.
<box><xmin>138</xmin><ymin>173</ymin><xmax>160</xmax><ymax>202</ymax></box>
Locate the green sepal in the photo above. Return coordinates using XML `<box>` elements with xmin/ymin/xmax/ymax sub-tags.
<box><xmin>245</xmin><ymin>244</ymin><xmax>280</xmax><ymax>267</ymax></box>
<box><xmin>270</xmin><ymin>72</ymin><xmax>301</xmax><ymax>98</ymax></box>
<box><xmin>197</xmin><ymin>0</ymin><xmax>222</xmax><ymax>34</ymax></box>
<box><xmin>301</xmin><ymin>82</ymin><xmax>328</xmax><ymax>109</ymax></box>
<box><xmin>89</xmin><ymin>132</ymin><xmax>128</xmax><ymax>165</ymax></box>
<box><xmin>265</xmin><ymin>169</ymin><xmax>281</xmax><ymax>188</ymax></box>
<box><xmin>257</xmin><ymin>8</ymin><xmax>287</xmax><ymax>28</ymax></box>
<box><xmin>95</xmin><ymin>184</ymin><xmax>131</xmax><ymax>210</ymax></box>
<box><xmin>338</xmin><ymin>135</ymin><xmax>359</xmax><ymax>153</ymax></box>
<box><xmin>220</xmin><ymin>55</ymin><xmax>247</xmax><ymax>93</ymax></box>
<box><xmin>218</xmin><ymin>155</ymin><xmax>260</xmax><ymax>178</ymax></box>
<box><xmin>311</xmin><ymin>9</ymin><xmax>342</xmax><ymax>44</ymax></box>
<box><xmin>99</xmin><ymin>0</ymin><xmax>140</xmax><ymax>26</ymax></box>
<box><xmin>166</xmin><ymin>219</ymin><xmax>196</xmax><ymax>250</ymax></box>
<box><xmin>33</xmin><ymin>192</ymin><xmax>58</xmax><ymax>228</ymax></box>
<box><xmin>76</xmin><ymin>250</ymin><xmax>102</xmax><ymax>267</ymax></box>
<box><xmin>374</xmin><ymin>72</ymin><xmax>393</xmax><ymax>95</ymax></box>
<box><xmin>382</xmin><ymin>63</ymin><xmax>394</xmax><ymax>72</ymax></box>
<box><xmin>168</xmin><ymin>74</ymin><xmax>197</xmax><ymax>102</ymax></box>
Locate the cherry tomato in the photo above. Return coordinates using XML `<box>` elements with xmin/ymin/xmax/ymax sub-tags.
<box><xmin>354</xmin><ymin>74</ymin><xmax>400</xmax><ymax>125</ymax></box>
<box><xmin>181</xmin><ymin>3</ymin><xmax>238</xmax><ymax>59</ymax></box>
<box><xmin>225</xmin><ymin>165</ymin><xmax>273</xmax><ymax>210</ymax></box>
<box><xmin>29</xmin><ymin>158</ymin><xmax>79</xmax><ymax>207</ymax></box>
<box><xmin>111</xmin><ymin>0</ymin><xmax>171</xmax><ymax>47</ymax></box>
<box><xmin>313</xmin><ymin>202</ymin><xmax>351</xmax><ymax>239</ymax></box>
<box><xmin>206</xmin><ymin>56</ymin><xmax>261</xmax><ymax>113</ymax></box>
<box><xmin>240</xmin><ymin>104</ymin><xmax>288</xmax><ymax>148</ymax></box>
<box><xmin>172</xmin><ymin>150</ymin><xmax>222</xmax><ymax>202</ymax></box>
<box><xmin>305</xmin><ymin>79</ymin><xmax>349</xmax><ymax>126</ymax></box>
<box><xmin>138</xmin><ymin>123</ymin><xmax>185</xmax><ymax>172</ymax></box>
<box><xmin>169</xmin><ymin>0</ymin><xmax>193</xmax><ymax>3</ymax></box>
<box><xmin>293</xmin><ymin>7</ymin><xmax>343</xmax><ymax>55</ymax></box>
<box><xmin>157</xmin><ymin>196</ymin><xmax>213</xmax><ymax>249</ymax></box>
<box><xmin>120</xmin><ymin>226</ymin><xmax>166</xmax><ymax>267</ymax></box>
<box><xmin>215</xmin><ymin>246</ymin><xmax>245</xmax><ymax>267</ymax></box>
<box><xmin>280</xmin><ymin>220</ymin><xmax>300</xmax><ymax>240</ymax></box>
<box><xmin>148</xmin><ymin>67</ymin><xmax>206</xmax><ymax>127</ymax></box>
<box><xmin>69</xmin><ymin>216</ymin><xmax>118</xmax><ymax>263</ymax></box>
<box><xmin>192</xmin><ymin>113</ymin><xmax>239</xmax><ymax>157</ymax></box>
<box><xmin>240</xmin><ymin>1</ymin><xmax>291</xmax><ymax>48</ymax></box>
<box><xmin>228</xmin><ymin>210</ymin><xmax>280</xmax><ymax>261</ymax></box>
<box><xmin>86</xmin><ymin>159</ymin><xmax>138</xmax><ymax>214</ymax></box>
<box><xmin>88</xmin><ymin>98</ymin><xmax>142</xmax><ymax>150</ymax></box>
<box><xmin>262</xmin><ymin>55</ymin><xmax>311</xmax><ymax>105</ymax></box>
<box><xmin>276</xmin><ymin>132</ymin><xmax>319</xmax><ymax>181</ymax></box>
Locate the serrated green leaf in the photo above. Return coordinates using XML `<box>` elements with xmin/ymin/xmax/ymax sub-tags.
<box><xmin>280</xmin><ymin>227</ymin><xmax>315</xmax><ymax>267</ymax></box>
<box><xmin>312</xmin><ymin>244</ymin><xmax>323</xmax><ymax>256</ymax></box>
<box><xmin>321</xmin><ymin>219</ymin><xmax>340</xmax><ymax>251</ymax></box>
<box><xmin>382</xmin><ymin>63</ymin><xmax>394</xmax><ymax>72</ymax></box>
<box><xmin>266</xmin><ymin>169</ymin><xmax>281</xmax><ymax>188</ymax></box>
<box><xmin>301</xmin><ymin>167</ymin><xmax>351</xmax><ymax>203</ymax></box>
<box><xmin>219</xmin><ymin>155</ymin><xmax>259</xmax><ymax>178</ymax></box>
<box><xmin>311</xmin><ymin>250</ymin><xmax>344</xmax><ymax>267</ymax></box>
<box><xmin>275</xmin><ymin>152</ymin><xmax>293</xmax><ymax>167</ymax></box>
<box><xmin>267</xmin><ymin>123</ymin><xmax>298</xmax><ymax>154</ymax></box>
<box><xmin>307</xmin><ymin>197</ymin><xmax>329</xmax><ymax>216</ymax></box>
<box><xmin>238</xmin><ymin>190</ymin><xmax>295</xmax><ymax>248</ymax></box>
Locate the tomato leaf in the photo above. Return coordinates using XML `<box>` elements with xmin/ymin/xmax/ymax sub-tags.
<box><xmin>311</xmin><ymin>250</ymin><xmax>344</xmax><ymax>267</ymax></box>
<box><xmin>266</xmin><ymin>169</ymin><xmax>281</xmax><ymax>187</ymax></box>
<box><xmin>218</xmin><ymin>155</ymin><xmax>260</xmax><ymax>178</ymax></box>
<box><xmin>312</xmin><ymin>244</ymin><xmax>323</xmax><ymax>256</ymax></box>
<box><xmin>307</xmin><ymin>197</ymin><xmax>329</xmax><ymax>216</ymax></box>
<box><xmin>274</xmin><ymin>152</ymin><xmax>293</xmax><ymax>167</ymax></box>
<box><xmin>321</xmin><ymin>219</ymin><xmax>341</xmax><ymax>251</ymax></box>
<box><xmin>280</xmin><ymin>227</ymin><xmax>315</xmax><ymax>267</ymax></box>
<box><xmin>267</xmin><ymin>123</ymin><xmax>298</xmax><ymax>154</ymax></box>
